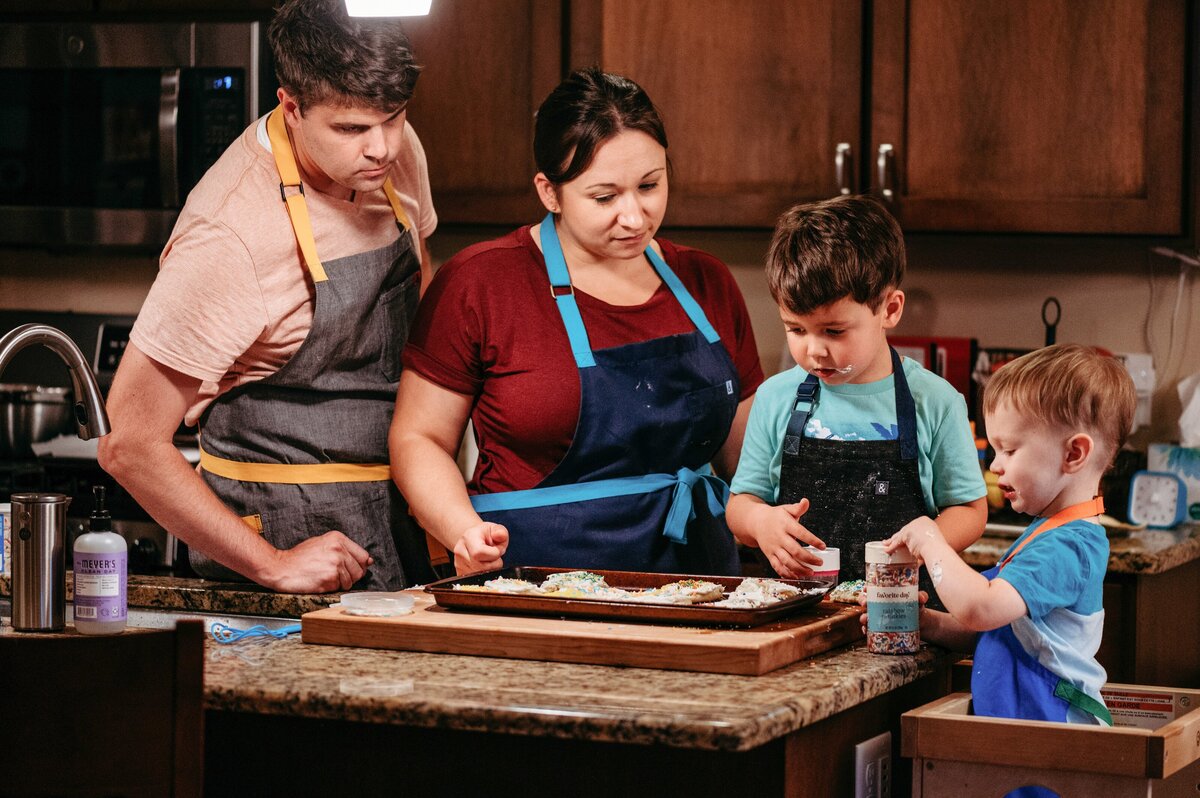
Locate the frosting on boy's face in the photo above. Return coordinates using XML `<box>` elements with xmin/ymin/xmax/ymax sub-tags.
<box><xmin>780</xmin><ymin>291</ymin><xmax>903</xmax><ymax>385</ymax></box>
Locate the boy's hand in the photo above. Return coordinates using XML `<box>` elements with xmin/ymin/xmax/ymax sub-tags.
<box><xmin>753</xmin><ymin>499</ymin><xmax>826</xmax><ymax>578</ymax></box>
<box><xmin>884</xmin><ymin>516</ymin><xmax>945</xmax><ymax>562</ymax></box>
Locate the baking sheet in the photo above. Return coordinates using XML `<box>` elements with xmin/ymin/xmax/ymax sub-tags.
<box><xmin>424</xmin><ymin>567</ymin><xmax>832</xmax><ymax>627</ymax></box>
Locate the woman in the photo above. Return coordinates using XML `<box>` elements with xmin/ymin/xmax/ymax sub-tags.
<box><xmin>391</xmin><ymin>68</ymin><xmax>763</xmax><ymax>576</ymax></box>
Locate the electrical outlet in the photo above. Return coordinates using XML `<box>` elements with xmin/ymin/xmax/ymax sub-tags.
<box><xmin>854</xmin><ymin>730</ymin><xmax>892</xmax><ymax>798</ymax></box>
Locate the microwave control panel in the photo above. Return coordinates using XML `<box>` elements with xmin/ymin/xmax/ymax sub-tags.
<box><xmin>180</xmin><ymin>68</ymin><xmax>247</xmax><ymax>194</ymax></box>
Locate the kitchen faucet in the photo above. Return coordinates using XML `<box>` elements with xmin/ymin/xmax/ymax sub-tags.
<box><xmin>0</xmin><ymin>323</ymin><xmax>111</xmax><ymax>440</ymax></box>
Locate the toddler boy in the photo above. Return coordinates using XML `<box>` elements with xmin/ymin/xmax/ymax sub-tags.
<box><xmin>885</xmin><ymin>344</ymin><xmax>1136</xmax><ymax>733</ymax></box>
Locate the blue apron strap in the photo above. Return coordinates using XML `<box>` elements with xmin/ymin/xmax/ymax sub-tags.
<box><xmin>470</xmin><ymin>466</ymin><xmax>729</xmax><ymax>545</ymax></box>
<box><xmin>644</xmin><ymin>246</ymin><xmax>721</xmax><ymax>344</ymax></box>
<box><xmin>782</xmin><ymin>374</ymin><xmax>820</xmax><ymax>456</ymax></box>
<box><xmin>539</xmin><ymin>213</ymin><xmax>596</xmax><ymax>368</ymax></box>
<box><xmin>890</xmin><ymin>347</ymin><xmax>919</xmax><ymax>461</ymax></box>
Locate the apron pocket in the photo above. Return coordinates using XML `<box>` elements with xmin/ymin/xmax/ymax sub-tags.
<box><xmin>683</xmin><ymin>380</ymin><xmax>738</xmax><ymax>463</ymax></box>
<box><xmin>378</xmin><ymin>269</ymin><xmax>421</xmax><ymax>382</ymax></box>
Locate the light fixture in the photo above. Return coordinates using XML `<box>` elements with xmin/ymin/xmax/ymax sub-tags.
<box><xmin>345</xmin><ymin>0</ymin><xmax>431</xmax><ymax>16</ymax></box>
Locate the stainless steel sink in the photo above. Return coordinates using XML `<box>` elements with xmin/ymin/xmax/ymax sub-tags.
<box><xmin>0</xmin><ymin>597</ymin><xmax>299</xmax><ymax>634</ymax></box>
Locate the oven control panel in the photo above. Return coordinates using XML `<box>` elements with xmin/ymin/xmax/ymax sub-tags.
<box><xmin>94</xmin><ymin>323</ymin><xmax>132</xmax><ymax>379</ymax></box>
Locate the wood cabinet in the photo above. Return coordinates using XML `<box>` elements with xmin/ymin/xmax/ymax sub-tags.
<box><xmin>403</xmin><ymin>0</ymin><xmax>562</xmax><ymax>224</ymax></box>
<box><xmin>570</xmin><ymin>0</ymin><xmax>863</xmax><ymax>228</ymax></box>
<box><xmin>569</xmin><ymin>0</ymin><xmax>1188</xmax><ymax>233</ymax></box>
<box><xmin>871</xmin><ymin>0</ymin><xmax>1186</xmax><ymax>234</ymax></box>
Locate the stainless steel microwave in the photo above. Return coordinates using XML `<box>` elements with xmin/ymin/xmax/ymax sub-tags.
<box><xmin>0</xmin><ymin>21</ymin><xmax>270</xmax><ymax>249</ymax></box>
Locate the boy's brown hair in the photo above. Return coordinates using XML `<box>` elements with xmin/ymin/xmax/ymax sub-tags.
<box><xmin>765</xmin><ymin>194</ymin><xmax>905</xmax><ymax>315</ymax></box>
<box><xmin>983</xmin><ymin>344</ymin><xmax>1136</xmax><ymax>466</ymax></box>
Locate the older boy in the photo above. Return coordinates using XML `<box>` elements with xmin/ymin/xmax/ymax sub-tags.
<box><xmin>99</xmin><ymin>0</ymin><xmax>437</xmax><ymax>593</ymax></box>
<box><xmin>728</xmin><ymin>195</ymin><xmax>986</xmax><ymax>591</ymax></box>
<box><xmin>885</xmin><ymin>344</ymin><xmax>1136</xmax><ymax>730</ymax></box>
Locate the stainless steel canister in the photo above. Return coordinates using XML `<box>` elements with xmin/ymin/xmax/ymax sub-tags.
<box><xmin>10</xmin><ymin>492</ymin><xmax>70</xmax><ymax>631</ymax></box>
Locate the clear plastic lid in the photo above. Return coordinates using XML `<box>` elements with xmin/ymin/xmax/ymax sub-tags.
<box><xmin>339</xmin><ymin>592</ymin><xmax>415</xmax><ymax>617</ymax></box>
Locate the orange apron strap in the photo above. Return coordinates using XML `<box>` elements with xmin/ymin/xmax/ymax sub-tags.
<box><xmin>199</xmin><ymin>445</ymin><xmax>390</xmax><ymax>485</ymax></box>
<box><xmin>997</xmin><ymin>496</ymin><xmax>1105</xmax><ymax>572</ymax></box>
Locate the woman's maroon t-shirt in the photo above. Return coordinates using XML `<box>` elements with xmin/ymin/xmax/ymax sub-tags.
<box><xmin>402</xmin><ymin>225</ymin><xmax>764</xmax><ymax>494</ymax></box>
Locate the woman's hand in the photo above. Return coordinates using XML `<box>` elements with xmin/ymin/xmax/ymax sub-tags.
<box><xmin>453</xmin><ymin>522</ymin><xmax>510</xmax><ymax>575</ymax></box>
<box><xmin>751</xmin><ymin>499</ymin><xmax>825</xmax><ymax>578</ymax></box>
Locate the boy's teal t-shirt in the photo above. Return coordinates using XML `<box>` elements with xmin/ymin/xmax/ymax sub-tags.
<box><xmin>731</xmin><ymin>358</ymin><xmax>986</xmax><ymax>514</ymax></box>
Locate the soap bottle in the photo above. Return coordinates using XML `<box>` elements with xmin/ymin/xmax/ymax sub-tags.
<box><xmin>72</xmin><ymin>486</ymin><xmax>127</xmax><ymax>635</ymax></box>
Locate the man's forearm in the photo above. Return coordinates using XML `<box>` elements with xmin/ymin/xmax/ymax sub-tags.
<box><xmin>102</xmin><ymin>437</ymin><xmax>279</xmax><ymax>584</ymax></box>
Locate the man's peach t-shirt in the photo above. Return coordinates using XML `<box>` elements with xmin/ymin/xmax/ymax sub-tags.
<box><xmin>131</xmin><ymin>115</ymin><xmax>437</xmax><ymax>426</ymax></box>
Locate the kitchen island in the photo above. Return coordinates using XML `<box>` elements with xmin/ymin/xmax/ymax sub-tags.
<box><xmin>0</xmin><ymin>573</ymin><xmax>949</xmax><ymax>796</ymax></box>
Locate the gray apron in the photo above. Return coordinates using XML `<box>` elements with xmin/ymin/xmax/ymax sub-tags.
<box><xmin>192</xmin><ymin>107</ymin><xmax>430</xmax><ymax>590</ymax></box>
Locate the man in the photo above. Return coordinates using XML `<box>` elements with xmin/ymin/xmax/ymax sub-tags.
<box><xmin>99</xmin><ymin>0</ymin><xmax>437</xmax><ymax>593</ymax></box>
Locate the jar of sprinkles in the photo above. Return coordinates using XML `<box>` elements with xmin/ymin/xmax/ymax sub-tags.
<box><xmin>865</xmin><ymin>541</ymin><xmax>920</xmax><ymax>654</ymax></box>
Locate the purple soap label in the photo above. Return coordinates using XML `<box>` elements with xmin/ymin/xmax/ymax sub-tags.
<box><xmin>74</xmin><ymin>551</ymin><xmax>127</xmax><ymax>622</ymax></box>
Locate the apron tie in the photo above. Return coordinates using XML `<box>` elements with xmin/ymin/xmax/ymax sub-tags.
<box><xmin>662</xmin><ymin>467</ymin><xmax>730</xmax><ymax>545</ymax></box>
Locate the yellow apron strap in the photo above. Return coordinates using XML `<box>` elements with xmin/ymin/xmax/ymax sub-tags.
<box><xmin>242</xmin><ymin>514</ymin><xmax>264</xmax><ymax>534</ymax></box>
<box><xmin>267</xmin><ymin>106</ymin><xmax>328</xmax><ymax>283</ymax></box>
<box><xmin>381</xmin><ymin>179</ymin><xmax>413</xmax><ymax>231</ymax></box>
<box><xmin>267</xmin><ymin>105</ymin><xmax>413</xmax><ymax>285</ymax></box>
<box><xmin>200</xmin><ymin>445</ymin><xmax>390</xmax><ymax>485</ymax></box>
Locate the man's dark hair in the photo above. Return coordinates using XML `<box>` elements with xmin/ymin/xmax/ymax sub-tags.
<box><xmin>765</xmin><ymin>194</ymin><xmax>906</xmax><ymax>314</ymax></box>
<box><xmin>269</xmin><ymin>0</ymin><xmax>421</xmax><ymax>112</ymax></box>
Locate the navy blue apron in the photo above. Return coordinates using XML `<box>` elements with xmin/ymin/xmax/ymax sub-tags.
<box><xmin>972</xmin><ymin>500</ymin><xmax>1112</xmax><ymax>798</ymax></box>
<box><xmin>778</xmin><ymin>348</ymin><xmax>933</xmax><ymax>593</ymax></box>
<box><xmin>972</xmin><ymin>499</ymin><xmax>1112</xmax><ymax>728</ymax></box>
<box><xmin>468</xmin><ymin>214</ymin><xmax>741</xmax><ymax>575</ymax></box>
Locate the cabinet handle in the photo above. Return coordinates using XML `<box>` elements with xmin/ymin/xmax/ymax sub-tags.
<box><xmin>876</xmin><ymin>143</ymin><xmax>895</xmax><ymax>202</ymax></box>
<box><xmin>835</xmin><ymin>143</ymin><xmax>853</xmax><ymax>196</ymax></box>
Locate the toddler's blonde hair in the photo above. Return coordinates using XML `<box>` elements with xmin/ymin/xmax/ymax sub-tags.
<box><xmin>983</xmin><ymin>344</ymin><xmax>1136</xmax><ymax>467</ymax></box>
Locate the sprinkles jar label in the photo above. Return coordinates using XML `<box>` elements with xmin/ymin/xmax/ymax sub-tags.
<box><xmin>865</xmin><ymin>541</ymin><xmax>920</xmax><ymax>654</ymax></box>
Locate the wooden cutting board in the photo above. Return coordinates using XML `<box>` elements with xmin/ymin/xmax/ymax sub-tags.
<box><xmin>301</xmin><ymin>591</ymin><xmax>863</xmax><ymax>676</ymax></box>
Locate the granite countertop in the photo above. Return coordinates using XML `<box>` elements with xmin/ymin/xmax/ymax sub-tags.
<box><xmin>964</xmin><ymin>521</ymin><xmax>1200</xmax><ymax>575</ymax></box>
<box><xmin>0</xmin><ymin>573</ymin><xmax>948</xmax><ymax>751</ymax></box>
<box><xmin>202</xmin><ymin>623</ymin><xmax>946</xmax><ymax>751</ymax></box>
<box><xmin>0</xmin><ymin>573</ymin><xmax>339</xmax><ymax>618</ymax></box>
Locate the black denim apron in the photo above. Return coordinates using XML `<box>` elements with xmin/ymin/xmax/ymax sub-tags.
<box><xmin>778</xmin><ymin>348</ymin><xmax>938</xmax><ymax>601</ymax></box>
<box><xmin>193</xmin><ymin>107</ymin><xmax>432</xmax><ymax>590</ymax></box>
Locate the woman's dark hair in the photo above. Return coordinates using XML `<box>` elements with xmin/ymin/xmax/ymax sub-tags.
<box><xmin>269</xmin><ymin>0</ymin><xmax>421</xmax><ymax>112</ymax></box>
<box><xmin>534</xmin><ymin>68</ymin><xmax>668</xmax><ymax>184</ymax></box>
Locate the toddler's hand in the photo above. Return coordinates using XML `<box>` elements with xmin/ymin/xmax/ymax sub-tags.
<box><xmin>754</xmin><ymin>499</ymin><xmax>825</xmax><ymax>579</ymax></box>
<box><xmin>885</xmin><ymin>516</ymin><xmax>944</xmax><ymax>562</ymax></box>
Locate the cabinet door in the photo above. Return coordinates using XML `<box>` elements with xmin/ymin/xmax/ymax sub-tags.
<box><xmin>871</xmin><ymin>0</ymin><xmax>1186</xmax><ymax>234</ymax></box>
<box><xmin>570</xmin><ymin>0</ymin><xmax>862</xmax><ymax>227</ymax></box>
<box><xmin>402</xmin><ymin>0</ymin><xmax>561</xmax><ymax>225</ymax></box>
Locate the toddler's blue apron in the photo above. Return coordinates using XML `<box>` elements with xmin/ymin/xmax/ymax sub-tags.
<box><xmin>973</xmin><ymin>498</ymin><xmax>1112</xmax><ymax>723</ymax></box>
<box><xmin>972</xmin><ymin>498</ymin><xmax>1112</xmax><ymax>798</ymax></box>
<box><xmin>468</xmin><ymin>214</ymin><xmax>741</xmax><ymax>575</ymax></box>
